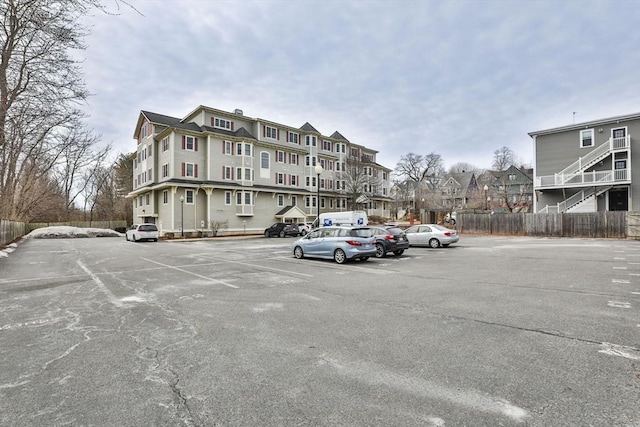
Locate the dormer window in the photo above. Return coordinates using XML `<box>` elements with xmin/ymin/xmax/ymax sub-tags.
<box><xmin>213</xmin><ymin>117</ymin><xmax>233</xmax><ymax>131</ymax></box>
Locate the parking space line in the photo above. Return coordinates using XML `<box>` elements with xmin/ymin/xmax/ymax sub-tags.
<box><xmin>215</xmin><ymin>257</ymin><xmax>314</xmax><ymax>277</ymax></box>
<box><xmin>140</xmin><ymin>258</ymin><xmax>239</xmax><ymax>289</ymax></box>
<box><xmin>77</xmin><ymin>260</ymin><xmax>124</xmax><ymax>307</ymax></box>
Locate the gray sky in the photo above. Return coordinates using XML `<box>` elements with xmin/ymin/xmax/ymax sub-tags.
<box><xmin>80</xmin><ymin>0</ymin><xmax>640</xmax><ymax>172</ymax></box>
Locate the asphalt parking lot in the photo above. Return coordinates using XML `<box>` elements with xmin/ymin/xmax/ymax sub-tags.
<box><xmin>0</xmin><ymin>234</ymin><xmax>639</xmax><ymax>426</ymax></box>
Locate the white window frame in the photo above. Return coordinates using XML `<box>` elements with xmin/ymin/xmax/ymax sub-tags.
<box><xmin>580</xmin><ymin>129</ymin><xmax>594</xmax><ymax>148</ymax></box>
<box><xmin>162</xmin><ymin>137</ymin><xmax>169</xmax><ymax>152</ymax></box>
<box><xmin>223</xmin><ymin>166</ymin><xmax>233</xmax><ymax>180</ymax></box>
<box><xmin>162</xmin><ymin>190</ymin><xmax>168</xmax><ymax>204</ymax></box>
<box><xmin>265</xmin><ymin>126</ymin><xmax>277</xmax><ymax>139</ymax></box>
<box><xmin>185</xmin><ymin>189</ymin><xmax>194</xmax><ymax>204</ymax></box>
<box><xmin>185</xmin><ymin>136</ymin><xmax>195</xmax><ymax>151</ymax></box>
<box><xmin>162</xmin><ymin>163</ymin><xmax>169</xmax><ymax>178</ymax></box>
<box><xmin>185</xmin><ymin>163</ymin><xmax>195</xmax><ymax>177</ymax></box>
<box><xmin>277</xmin><ymin>194</ymin><xmax>284</xmax><ymax>207</ymax></box>
<box><xmin>224</xmin><ymin>140</ymin><xmax>232</xmax><ymax>155</ymax></box>
<box><xmin>288</xmin><ymin>132</ymin><xmax>299</xmax><ymax>144</ymax></box>
<box><xmin>214</xmin><ymin>117</ymin><xmax>232</xmax><ymax>130</ymax></box>
<box><xmin>261</xmin><ymin>152</ymin><xmax>270</xmax><ymax>169</ymax></box>
<box><xmin>225</xmin><ymin>191</ymin><xmax>232</xmax><ymax>205</ymax></box>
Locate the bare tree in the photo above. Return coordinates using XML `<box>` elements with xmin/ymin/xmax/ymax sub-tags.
<box><xmin>492</xmin><ymin>146</ymin><xmax>515</xmax><ymax>172</ymax></box>
<box><xmin>338</xmin><ymin>156</ymin><xmax>383</xmax><ymax>210</ymax></box>
<box><xmin>0</xmin><ymin>0</ymin><xmax>136</xmax><ymax>221</ymax></box>
<box><xmin>90</xmin><ymin>153</ymin><xmax>134</xmax><ymax>223</ymax></box>
<box><xmin>394</xmin><ymin>152</ymin><xmax>444</xmax><ymax>183</ymax></box>
<box><xmin>448</xmin><ymin>162</ymin><xmax>481</xmax><ymax>175</ymax></box>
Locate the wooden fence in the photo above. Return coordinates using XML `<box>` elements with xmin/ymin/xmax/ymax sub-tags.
<box><xmin>457</xmin><ymin>211</ymin><xmax>631</xmax><ymax>238</ymax></box>
<box><xmin>0</xmin><ymin>220</ymin><xmax>25</xmax><ymax>247</ymax></box>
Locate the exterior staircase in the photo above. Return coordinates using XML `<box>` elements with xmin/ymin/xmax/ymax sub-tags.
<box><xmin>538</xmin><ymin>186</ymin><xmax>612</xmax><ymax>213</ymax></box>
<box><xmin>536</xmin><ymin>135</ymin><xmax>631</xmax><ymax>213</ymax></box>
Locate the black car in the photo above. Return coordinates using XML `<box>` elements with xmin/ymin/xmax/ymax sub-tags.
<box><xmin>368</xmin><ymin>225</ymin><xmax>410</xmax><ymax>257</ymax></box>
<box><xmin>264</xmin><ymin>223</ymin><xmax>300</xmax><ymax>238</ymax></box>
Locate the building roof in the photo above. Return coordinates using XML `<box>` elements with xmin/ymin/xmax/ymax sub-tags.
<box><xmin>299</xmin><ymin>122</ymin><xmax>320</xmax><ymax>133</ymax></box>
<box><xmin>528</xmin><ymin>112</ymin><xmax>640</xmax><ymax>137</ymax></box>
<box><xmin>330</xmin><ymin>131</ymin><xmax>349</xmax><ymax>141</ymax></box>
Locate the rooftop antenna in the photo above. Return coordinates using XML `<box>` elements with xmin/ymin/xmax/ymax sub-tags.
<box><xmin>573</xmin><ymin>112</ymin><xmax>576</xmax><ymax>124</ymax></box>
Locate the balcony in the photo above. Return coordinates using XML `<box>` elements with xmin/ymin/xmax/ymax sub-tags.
<box><xmin>536</xmin><ymin>168</ymin><xmax>630</xmax><ymax>189</ymax></box>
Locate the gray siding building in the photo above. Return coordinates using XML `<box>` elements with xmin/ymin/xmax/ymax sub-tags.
<box><xmin>128</xmin><ymin>106</ymin><xmax>392</xmax><ymax>236</ymax></box>
<box><xmin>529</xmin><ymin>113</ymin><xmax>639</xmax><ymax>213</ymax></box>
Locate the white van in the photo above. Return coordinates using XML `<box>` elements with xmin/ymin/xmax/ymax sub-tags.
<box><xmin>313</xmin><ymin>211</ymin><xmax>368</xmax><ymax>228</ymax></box>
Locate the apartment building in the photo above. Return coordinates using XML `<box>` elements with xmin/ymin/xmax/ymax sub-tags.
<box><xmin>129</xmin><ymin>105</ymin><xmax>392</xmax><ymax>235</ymax></box>
<box><xmin>529</xmin><ymin>112</ymin><xmax>639</xmax><ymax>213</ymax></box>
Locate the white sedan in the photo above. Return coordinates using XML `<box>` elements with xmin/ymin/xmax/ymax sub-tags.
<box><xmin>404</xmin><ymin>224</ymin><xmax>459</xmax><ymax>248</ymax></box>
<box><xmin>125</xmin><ymin>223</ymin><xmax>159</xmax><ymax>242</ymax></box>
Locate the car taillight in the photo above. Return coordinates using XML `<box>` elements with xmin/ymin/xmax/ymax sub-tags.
<box><xmin>345</xmin><ymin>240</ymin><xmax>362</xmax><ymax>246</ymax></box>
<box><xmin>384</xmin><ymin>234</ymin><xmax>394</xmax><ymax>240</ymax></box>
<box><xmin>444</xmin><ymin>232</ymin><xmax>452</xmax><ymax>236</ymax></box>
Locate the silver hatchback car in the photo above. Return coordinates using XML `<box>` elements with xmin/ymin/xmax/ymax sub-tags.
<box><xmin>292</xmin><ymin>226</ymin><xmax>376</xmax><ymax>264</ymax></box>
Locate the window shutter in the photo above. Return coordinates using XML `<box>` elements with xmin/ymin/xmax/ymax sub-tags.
<box><xmin>231</xmin><ymin>168</ymin><xmax>234</xmax><ymax>180</ymax></box>
<box><xmin>194</xmin><ymin>138</ymin><xmax>198</xmax><ymax>151</ymax></box>
<box><xmin>222</xmin><ymin>166</ymin><xmax>225</xmax><ymax>179</ymax></box>
<box><xmin>231</xmin><ymin>122</ymin><xmax>234</xmax><ymax>131</ymax></box>
<box><xmin>222</xmin><ymin>141</ymin><xmax>225</xmax><ymax>153</ymax></box>
<box><xmin>181</xmin><ymin>162</ymin><xmax>185</xmax><ymax>176</ymax></box>
<box><xmin>286</xmin><ymin>131</ymin><xmax>289</xmax><ymax>142</ymax></box>
<box><xmin>263</xmin><ymin>125</ymin><xmax>266</xmax><ymax>137</ymax></box>
<box><xmin>211</xmin><ymin>117</ymin><xmax>215</xmax><ymax>126</ymax></box>
<box><xmin>277</xmin><ymin>129</ymin><xmax>280</xmax><ymax>140</ymax></box>
<box><xmin>148</xmin><ymin>144</ymin><xmax>152</xmax><ymax>156</ymax></box>
<box><xmin>182</xmin><ymin>135</ymin><xmax>185</xmax><ymax>150</ymax></box>
<box><xmin>194</xmin><ymin>164</ymin><xmax>198</xmax><ymax>178</ymax></box>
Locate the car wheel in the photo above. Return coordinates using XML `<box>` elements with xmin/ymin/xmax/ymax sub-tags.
<box><xmin>132</xmin><ymin>235</ymin><xmax>137</xmax><ymax>242</ymax></box>
<box><xmin>301</xmin><ymin>230</ymin><xmax>307</xmax><ymax>236</ymax></box>
<box><xmin>125</xmin><ymin>234</ymin><xmax>129</xmax><ymax>241</ymax></box>
<box><xmin>393</xmin><ymin>249</ymin><xmax>404</xmax><ymax>256</ymax></box>
<box><xmin>264</xmin><ymin>231</ymin><xmax>270</xmax><ymax>238</ymax></box>
<box><xmin>279</xmin><ymin>231</ymin><xmax>286</xmax><ymax>238</ymax></box>
<box><xmin>429</xmin><ymin>238</ymin><xmax>440</xmax><ymax>248</ymax></box>
<box><xmin>334</xmin><ymin>249</ymin><xmax>346</xmax><ymax>264</ymax></box>
<box><xmin>375</xmin><ymin>243</ymin><xmax>386</xmax><ymax>258</ymax></box>
<box><xmin>293</xmin><ymin>246</ymin><xmax>304</xmax><ymax>259</ymax></box>
<box><xmin>153</xmin><ymin>238</ymin><xmax>158</xmax><ymax>242</ymax></box>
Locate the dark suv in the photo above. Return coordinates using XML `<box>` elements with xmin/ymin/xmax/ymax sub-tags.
<box><xmin>264</xmin><ymin>223</ymin><xmax>300</xmax><ymax>238</ymax></box>
<box><xmin>369</xmin><ymin>226</ymin><xmax>410</xmax><ymax>257</ymax></box>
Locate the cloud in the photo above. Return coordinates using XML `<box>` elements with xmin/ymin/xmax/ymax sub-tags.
<box><xmin>79</xmin><ymin>0</ymin><xmax>640</xmax><ymax>172</ymax></box>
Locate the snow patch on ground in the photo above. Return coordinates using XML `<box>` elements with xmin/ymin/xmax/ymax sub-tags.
<box><xmin>26</xmin><ymin>226</ymin><xmax>121</xmax><ymax>239</ymax></box>
<box><xmin>1</xmin><ymin>227</ymin><xmax>121</xmax><ymax>260</ymax></box>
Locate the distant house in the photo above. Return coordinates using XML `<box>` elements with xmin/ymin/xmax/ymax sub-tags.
<box><xmin>489</xmin><ymin>165</ymin><xmax>534</xmax><ymax>212</ymax></box>
<box><xmin>438</xmin><ymin>171</ymin><xmax>479</xmax><ymax>210</ymax></box>
<box><xmin>529</xmin><ymin>113</ymin><xmax>639</xmax><ymax>213</ymax></box>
